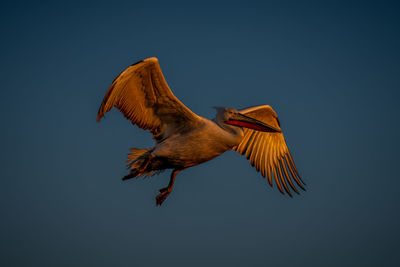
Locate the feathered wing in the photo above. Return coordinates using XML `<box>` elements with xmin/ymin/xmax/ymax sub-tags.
<box><xmin>97</xmin><ymin>57</ymin><xmax>201</xmax><ymax>140</ymax></box>
<box><xmin>233</xmin><ymin>105</ymin><xmax>305</xmax><ymax>196</ymax></box>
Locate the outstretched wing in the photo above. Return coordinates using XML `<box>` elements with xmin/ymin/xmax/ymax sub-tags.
<box><xmin>233</xmin><ymin>105</ymin><xmax>305</xmax><ymax>196</ymax></box>
<box><xmin>97</xmin><ymin>57</ymin><xmax>201</xmax><ymax>140</ymax></box>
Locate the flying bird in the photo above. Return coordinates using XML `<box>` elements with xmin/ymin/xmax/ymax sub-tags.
<box><xmin>97</xmin><ymin>57</ymin><xmax>305</xmax><ymax>205</ymax></box>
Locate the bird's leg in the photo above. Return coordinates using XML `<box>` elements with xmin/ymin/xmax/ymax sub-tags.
<box><xmin>156</xmin><ymin>169</ymin><xmax>181</xmax><ymax>206</ymax></box>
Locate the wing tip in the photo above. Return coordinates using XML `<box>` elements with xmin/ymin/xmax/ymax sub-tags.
<box><xmin>127</xmin><ymin>57</ymin><xmax>158</xmax><ymax>69</ymax></box>
<box><xmin>96</xmin><ymin>106</ymin><xmax>103</xmax><ymax>122</ymax></box>
<box><xmin>129</xmin><ymin>56</ymin><xmax>158</xmax><ymax>67</ymax></box>
<box><xmin>97</xmin><ymin>104</ymin><xmax>107</xmax><ymax>122</ymax></box>
<box><xmin>144</xmin><ymin>57</ymin><xmax>159</xmax><ymax>63</ymax></box>
<box><xmin>96</xmin><ymin>113</ymin><xmax>103</xmax><ymax>122</ymax></box>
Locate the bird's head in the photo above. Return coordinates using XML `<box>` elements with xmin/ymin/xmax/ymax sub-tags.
<box><xmin>213</xmin><ymin>106</ymin><xmax>281</xmax><ymax>133</ymax></box>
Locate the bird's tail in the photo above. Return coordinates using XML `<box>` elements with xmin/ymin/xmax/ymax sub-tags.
<box><xmin>123</xmin><ymin>148</ymin><xmax>157</xmax><ymax>180</ymax></box>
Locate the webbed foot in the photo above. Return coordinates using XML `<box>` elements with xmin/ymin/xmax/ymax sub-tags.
<box><xmin>156</xmin><ymin>187</ymin><xmax>171</xmax><ymax>206</ymax></box>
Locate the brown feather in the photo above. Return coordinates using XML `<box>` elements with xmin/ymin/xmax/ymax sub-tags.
<box><xmin>97</xmin><ymin>57</ymin><xmax>201</xmax><ymax>140</ymax></box>
<box><xmin>284</xmin><ymin>155</ymin><xmax>305</xmax><ymax>190</ymax></box>
<box><xmin>233</xmin><ymin>105</ymin><xmax>305</xmax><ymax>195</ymax></box>
<box><xmin>277</xmin><ymin>161</ymin><xmax>292</xmax><ymax>197</ymax></box>
<box><xmin>272</xmin><ymin>166</ymin><xmax>284</xmax><ymax>194</ymax></box>
<box><xmin>281</xmin><ymin>160</ymin><xmax>299</xmax><ymax>194</ymax></box>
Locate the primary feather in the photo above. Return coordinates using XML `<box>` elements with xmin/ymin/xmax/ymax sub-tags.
<box><xmin>233</xmin><ymin>105</ymin><xmax>305</xmax><ymax>196</ymax></box>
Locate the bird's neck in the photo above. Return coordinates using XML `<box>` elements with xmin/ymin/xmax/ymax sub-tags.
<box><xmin>214</xmin><ymin>118</ymin><xmax>244</xmax><ymax>146</ymax></box>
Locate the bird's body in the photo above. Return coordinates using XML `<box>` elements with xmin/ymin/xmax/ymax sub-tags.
<box><xmin>153</xmin><ymin>117</ymin><xmax>243</xmax><ymax>168</ymax></box>
<box><xmin>97</xmin><ymin>57</ymin><xmax>305</xmax><ymax>205</ymax></box>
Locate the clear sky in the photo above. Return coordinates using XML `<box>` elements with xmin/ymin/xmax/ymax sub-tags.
<box><xmin>1</xmin><ymin>0</ymin><xmax>399</xmax><ymax>266</ymax></box>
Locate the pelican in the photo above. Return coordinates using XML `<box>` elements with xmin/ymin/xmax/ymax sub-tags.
<box><xmin>97</xmin><ymin>57</ymin><xmax>305</xmax><ymax>205</ymax></box>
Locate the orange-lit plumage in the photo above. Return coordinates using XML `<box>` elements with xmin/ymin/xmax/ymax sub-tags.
<box><xmin>97</xmin><ymin>57</ymin><xmax>305</xmax><ymax>205</ymax></box>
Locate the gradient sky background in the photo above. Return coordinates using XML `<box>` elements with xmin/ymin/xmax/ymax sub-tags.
<box><xmin>1</xmin><ymin>0</ymin><xmax>400</xmax><ymax>266</ymax></box>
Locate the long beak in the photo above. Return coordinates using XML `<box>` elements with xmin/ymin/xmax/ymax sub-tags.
<box><xmin>225</xmin><ymin>113</ymin><xmax>281</xmax><ymax>133</ymax></box>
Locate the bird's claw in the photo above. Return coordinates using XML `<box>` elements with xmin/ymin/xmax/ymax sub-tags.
<box><xmin>156</xmin><ymin>188</ymin><xmax>171</xmax><ymax>206</ymax></box>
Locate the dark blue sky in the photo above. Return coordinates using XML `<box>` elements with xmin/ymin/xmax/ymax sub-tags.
<box><xmin>1</xmin><ymin>1</ymin><xmax>399</xmax><ymax>266</ymax></box>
